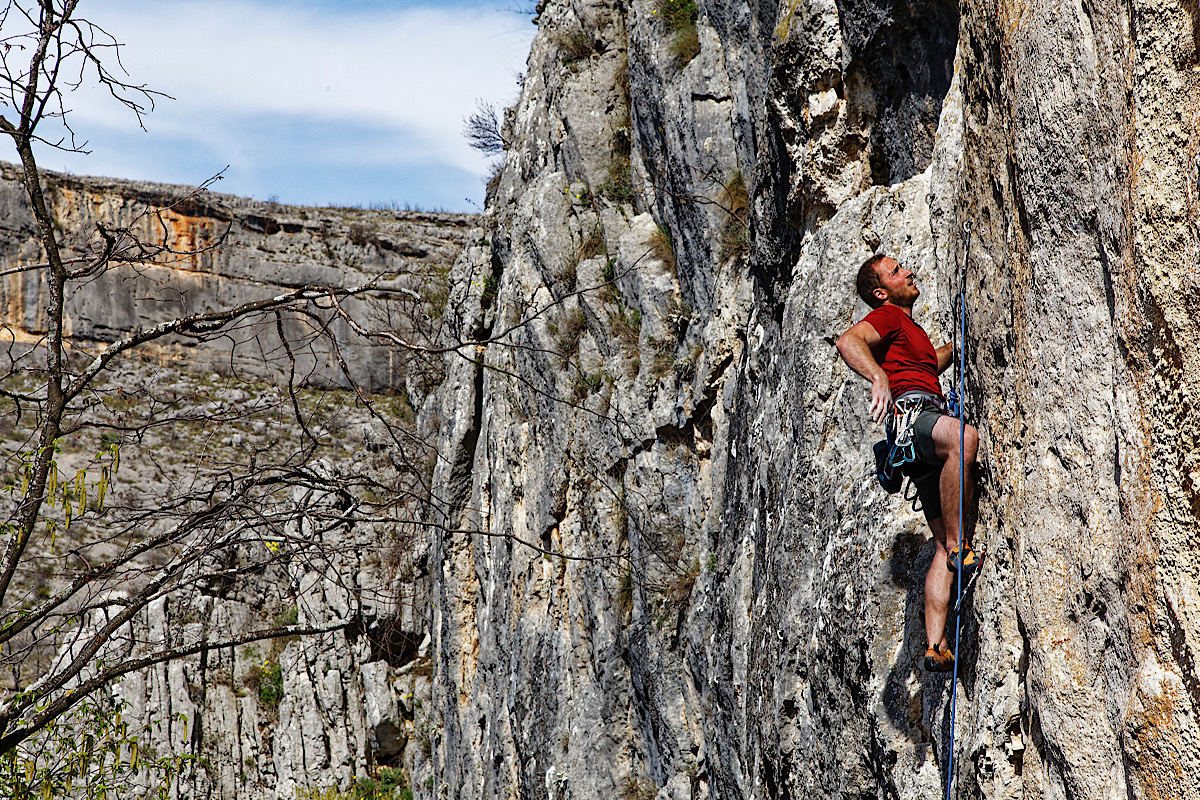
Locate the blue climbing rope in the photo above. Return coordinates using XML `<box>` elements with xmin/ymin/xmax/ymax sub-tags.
<box><xmin>945</xmin><ymin>220</ymin><xmax>971</xmax><ymax>800</ymax></box>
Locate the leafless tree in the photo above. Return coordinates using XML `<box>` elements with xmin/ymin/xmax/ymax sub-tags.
<box><xmin>463</xmin><ymin>99</ymin><xmax>508</xmax><ymax>156</ymax></box>
<box><xmin>0</xmin><ymin>2</ymin><xmax>444</xmax><ymax>768</ymax></box>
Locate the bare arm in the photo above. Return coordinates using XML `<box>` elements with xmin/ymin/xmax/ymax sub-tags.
<box><xmin>935</xmin><ymin>343</ymin><xmax>953</xmax><ymax>374</ymax></box>
<box><xmin>836</xmin><ymin>320</ymin><xmax>891</xmax><ymax>424</ymax></box>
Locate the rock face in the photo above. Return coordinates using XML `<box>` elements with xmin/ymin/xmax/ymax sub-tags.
<box><xmin>9</xmin><ymin>0</ymin><xmax>1200</xmax><ymax>798</ymax></box>
<box><xmin>0</xmin><ymin>163</ymin><xmax>477</xmax><ymax>392</ymax></box>
<box><xmin>421</xmin><ymin>1</ymin><xmax>1200</xmax><ymax>799</ymax></box>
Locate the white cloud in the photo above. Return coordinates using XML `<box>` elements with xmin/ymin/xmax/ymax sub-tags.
<box><xmin>3</xmin><ymin>0</ymin><xmax>535</xmax><ymax>206</ymax></box>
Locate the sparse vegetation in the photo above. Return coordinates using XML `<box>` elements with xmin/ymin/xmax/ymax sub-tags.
<box><xmin>650</xmin><ymin>223</ymin><xmax>676</xmax><ymax>272</ymax></box>
<box><xmin>600</xmin><ymin>156</ymin><xmax>636</xmax><ymax>204</ymax></box>
<box><xmin>556</xmin><ymin>251</ymin><xmax>580</xmax><ymax>289</ymax></box>
<box><xmin>612</xmin><ymin>306</ymin><xmax>642</xmax><ymax>351</ymax></box>
<box><xmin>579</xmin><ymin>225</ymin><xmax>606</xmax><ymax>260</ymax></box>
<box><xmin>296</xmin><ymin>767</ymin><xmax>413</xmax><ymax>800</ymax></box>
<box><xmin>647</xmin><ymin>336</ymin><xmax>676</xmax><ymax>380</ymax></box>
<box><xmin>621</xmin><ymin>776</ymin><xmax>658</xmax><ymax>800</ymax></box>
<box><xmin>600</xmin><ymin>256</ymin><xmax>620</xmax><ymax>303</ymax></box>
<box><xmin>616</xmin><ymin>568</ymin><xmax>634</xmax><ymax>624</ymax></box>
<box><xmin>719</xmin><ymin>171</ymin><xmax>751</xmax><ymax>261</ymax></box>
<box><xmin>572</xmin><ymin>370</ymin><xmax>608</xmax><ymax>402</ymax></box>
<box><xmin>243</xmin><ymin>655</ymin><xmax>284</xmax><ymax>709</ymax></box>
<box><xmin>655</xmin><ymin>0</ymin><xmax>700</xmax><ymax>66</ymax></box>
<box><xmin>658</xmin><ymin>558</ymin><xmax>700</xmax><ymax>622</ymax></box>
<box><xmin>556</xmin><ymin>309</ymin><xmax>589</xmax><ymax>359</ymax></box>
<box><xmin>554</xmin><ymin>26</ymin><xmax>596</xmax><ymax>65</ymax></box>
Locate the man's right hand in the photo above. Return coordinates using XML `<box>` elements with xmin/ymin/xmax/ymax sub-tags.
<box><xmin>835</xmin><ymin>319</ymin><xmax>891</xmax><ymax>426</ymax></box>
<box><xmin>870</xmin><ymin>375</ymin><xmax>892</xmax><ymax>425</ymax></box>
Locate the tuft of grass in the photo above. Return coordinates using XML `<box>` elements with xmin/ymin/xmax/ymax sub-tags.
<box><xmin>556</xmin><ymin>309</ymin><xmax>588</xmax><ymax>358</ymax></box>
<box><xmin>555</xmin><ymin>28</ymin><xmax>595</xmax><ymax>65</ymax></box>
<box><xmin>600</xmin><ymin>256</ymin><xmax>619</xmax><ymax>304</ymax></box>
<box><xmin>621</xmin><ymin>776</ymin><xmax>658</xmax><ymax>800</ymax></box>
<box><xmin>655</xmin><ymin>0</ymin><xmax>700</xmax><ymax>67</ymax></box>
<box><xmin>272</xmin><ymin>605</ymin><xmax>298</xmax><ymax>627</ymax></box>
<box><xmin>611</xmin><ymin>306</ymin><xmax>642</xmax><ymax>351</ymax></box>
<box><xmin>556</xmin><ymin>252</ymin><xmax>579</xmax><ymax>289</ymax></box>
<box><xmin>661</xmin><ymin>558</ymin><xmax>700</xmax><ymax>617</ymax></box>
<box><xmin>572</xmin><ymin>370</ymin><xmax>607</xmax><ymax>402</ymax></box>
<box><xmin>600</xmin><ymin>156</ymin><xmax>635</xmax><ymax>204</ymax></box>
<box><xmin>647</xmin><ymin>336</ymin><xmax>676</xmax><ymax>380</ymax></box>
<box><xmin>719</xmin><ymin>171</ymin><xmax>751</xmax><ymax>261</ymax></box>
<box><xmin>616</xmin><ymin>568</ymin><xmax>634</xmax><ymax>624</ymax></box>
<box><xmin>649</xmin><ymin>223</ymin><xmax>676</xmax><ymax>272</ymax></box>
<box><xmin>579</xmin><ymin>225</ymin><xmax>606</xmax><ymax>260</ymax></box>
<box><xmin>669</xmin><ymin>24</ymin><xmax>700</xmax><ymax>64</ymax></box>
<box><xmin>296</xmin><ymin>766</ymin><xmax>413</xmax><ymax>800</ymax></box>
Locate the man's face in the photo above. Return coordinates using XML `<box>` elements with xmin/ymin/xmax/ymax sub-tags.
<box><xmin>873</xmin><ymin>257</ymin><xmax>919</xmax><ymax>307</ymax></box>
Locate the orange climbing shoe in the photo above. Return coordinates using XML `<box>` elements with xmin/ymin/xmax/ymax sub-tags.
<box><xmin>946</xmin><ymin>543</ymin><xmax>982</xmax><ymax>579</ymax></box>
<box><xmin>924</xmin><ymin>643</ymin><xmax>955</xmax><ymax>673</ymax></box>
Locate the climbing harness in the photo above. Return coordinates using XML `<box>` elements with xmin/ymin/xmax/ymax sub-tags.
<box><xmin>945</xmin><ymin>220</ymin><xmax>971</xmax><ymax>800</ymax></box>
<box><xmin>874</xmin><ymin>391</ymin><xmax>945</xmax><ymax>514</ymax></box>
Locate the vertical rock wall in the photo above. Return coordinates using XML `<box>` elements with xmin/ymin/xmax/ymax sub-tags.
<box><xmin>425</xmin><ymin>1</ymin><xmax>1200</xmax><ymax>799</ymax></box>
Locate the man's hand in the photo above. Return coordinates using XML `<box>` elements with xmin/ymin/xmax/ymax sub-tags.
<box><xmin>870</xmin><ymin>374</ymin><xmax>892</xmax><ymax>425</ymax></box>
<box><xmin>835</xmin><ymin>320</ymin><xmax>892</xmax><ymax>427</ymax></box>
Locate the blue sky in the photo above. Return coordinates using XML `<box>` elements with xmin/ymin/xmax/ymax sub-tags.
<box><xmin>1</xmin><ymin>0</ymin><xmax>537</xmax><ymax>211</ymax></box>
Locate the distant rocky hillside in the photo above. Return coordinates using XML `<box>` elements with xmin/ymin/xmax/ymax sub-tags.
<box><xmin>0</xmin><ymin>163</ymin><xmax>478</xmax><ymax>392</ymax></box>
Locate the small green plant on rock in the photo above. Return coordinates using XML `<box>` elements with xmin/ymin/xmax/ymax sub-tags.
<box><xmin>243</xmin><ymin>655</ymin><xmax>284</xmax><ymax>709</ymax></box>
<box><xmin>600</xmin><ymin>156</ymin><xmax>636</xmax><ymax>204</ymax></box>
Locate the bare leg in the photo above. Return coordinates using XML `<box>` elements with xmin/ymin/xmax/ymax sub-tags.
<box><xmin>931</xmin><ymin>415</ymin><xmax>979</xmax><ymax>548</ymax></box>
<box><xmin>925</xmin><ymin>516</ymin><xmax>952</xmax><ymax>649</ymax></box>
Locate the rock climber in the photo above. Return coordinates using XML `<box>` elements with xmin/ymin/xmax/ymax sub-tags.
<box><xmin>835</xmin><ymin>254</ymin><xmax>980</xmax><ymax>673</ymax></box>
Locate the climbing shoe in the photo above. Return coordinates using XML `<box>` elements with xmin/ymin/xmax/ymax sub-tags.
<box><xmin>924</xmin><ymin>643</ymin><xmax>955</xmax><ymax>673</ymax></box>
<box><xmin>946</xmin><ymin>543</ymin><xmax>982</xmax><ymax>579</ymax></box>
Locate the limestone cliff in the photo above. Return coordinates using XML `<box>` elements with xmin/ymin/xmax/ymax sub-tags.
<box><xmin>424</xmin><ymin>1</ymin><xmax>1200</xmax><ymax>799</ymax></box>
<box><xmin>6</xmin><ymin>1</ymin><xmax>1200</xmax><ymax>799</ymax></box>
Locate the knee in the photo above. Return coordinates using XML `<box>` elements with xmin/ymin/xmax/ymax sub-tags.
<box><xmin>963</xmin><ymin>424</ymin><xmax>979</xmax><ymax>461</ymax></box>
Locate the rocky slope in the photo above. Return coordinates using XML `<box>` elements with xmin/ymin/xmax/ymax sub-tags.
<box><xmin>0</xmin><ymin>167</ymin><xmax>481</xmax><ymax>799</ymax></box>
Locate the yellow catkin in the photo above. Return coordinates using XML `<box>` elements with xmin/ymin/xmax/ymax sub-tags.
<box><xmin>76</xmin><ymin>469</ymin><xmax>86</xmax><ymax>516</ymax></box>
<box><xmin>47</xmin><ymin>463</ymin><xmax>57</xmax><ymax>507</ymax></box>
<box><xmin>98</xmin><ymin>466</ymin><xmax>109</xmax><ymax>512</ymax></box>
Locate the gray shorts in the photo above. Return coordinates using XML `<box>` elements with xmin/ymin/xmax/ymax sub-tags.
<box><xmin>905</xmin><ymin>410</ymin><xmax>945</xmax><ymax>522</ymax></box>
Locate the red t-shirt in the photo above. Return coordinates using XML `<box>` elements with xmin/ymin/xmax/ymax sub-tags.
<box><xmin>864</xmin><ymin>304</ymin><xmax>944</xmax><ymax>399</ymax></box>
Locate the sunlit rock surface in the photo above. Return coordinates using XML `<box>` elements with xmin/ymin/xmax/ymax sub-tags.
<box><xmin>6</xmin><ymin>0</ymin><xmax>1200</xmax><ymax>798</ymax></box>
